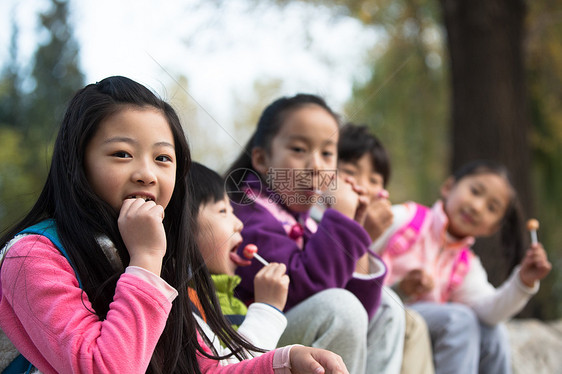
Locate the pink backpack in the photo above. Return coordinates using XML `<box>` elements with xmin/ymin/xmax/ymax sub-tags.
<box><xmin>386</xmin><ymin>203</ymin><xmax>471</xmax><ymax>301</ymax></box>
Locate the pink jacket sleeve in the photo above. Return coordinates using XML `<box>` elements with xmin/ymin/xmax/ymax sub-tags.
<box><xmin>0</xmin><ymin>235</ymin><xmax>175</xmax><ymax>374</ymax></box>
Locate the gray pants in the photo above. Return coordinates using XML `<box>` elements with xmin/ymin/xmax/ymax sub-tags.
<box><xmin>410</xmin><ymin>302</ymin><xmax>511</xmax><ymax>374</ymax></box>
<box><xmin>278</xmin><ymin>288</ymin><xmax>405</xmax><ymax>374</ymax></box>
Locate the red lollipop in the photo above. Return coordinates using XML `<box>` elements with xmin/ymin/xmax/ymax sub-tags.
<box><xmin>242</xmin><ymin>244</ymin><xmax>269</xmax><ymax>266</ymax></box>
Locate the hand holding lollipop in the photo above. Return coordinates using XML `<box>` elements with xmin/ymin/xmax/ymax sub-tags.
<box><xmin>243</xmin><ymin>244</ymin><xmax>269</xmax><ymax>266</ymax></box>
<box><xmin>520</xmin><ymin>218</ymin><xmax>552</xmax><ymax>287</ymax></box>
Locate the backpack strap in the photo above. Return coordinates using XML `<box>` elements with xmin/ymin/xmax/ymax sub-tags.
<box><xmin>18</xmin><ymin>219</ymin><xmax>82</xmax><ymax>288</ymax></box>
<box><xmin>2</xmin><ymin>354</ymin><xmax>34</xmax><ymax>374</ymax></box>
<box><xmin>385</xmin><ymin>203</ymin><xmax>429</xmax><ymax>256</ymax></box>
<box><xmin>1</xmin><ymin>219</ymin><xmax>82</xmax><ymax>374</ymax></box>
<box><xmin>442</xmin><ymin>248</ymin><xmax>472</xmax><ymax>301</ymax></box>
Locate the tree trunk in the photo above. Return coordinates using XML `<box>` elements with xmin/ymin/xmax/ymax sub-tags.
<box><xmin>440</xmin><ymin>0</ymin><xmax>535</xmax><ymax>316</ymax></box>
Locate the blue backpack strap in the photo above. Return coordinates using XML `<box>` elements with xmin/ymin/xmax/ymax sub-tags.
<box><xmin>3</xmin><ymin>219</ymin><xmax>83</xmax><ymax>373</ymax></box>
<box><xmin>2</xmin><ymin>354</ymin><xmax>33</xmax><ymax>374</ymax></box>
<box><xmin>18</xmin><ymin>219</ymin><xmax>82</xmax><ymax>288</ymax></box>
<box><xmin>224</xmin><ymin>314</ymin><xmax>245</xmax><ymax>329</ymax></box>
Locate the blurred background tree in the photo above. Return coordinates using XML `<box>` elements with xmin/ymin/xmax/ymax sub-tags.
<box><xmin>523</xmin><ymin>0</ymin><xmax>562</xmax><ymax>318</ymax></box>
<box><xmin>27</xmin><ymin>0</ymin><xmax>84</xmax><ymax>144</ymax></box>
<box><xmin>0</xmin><ymin>0</ymin><xmax>84</xmax><ymax>231</ymax></box>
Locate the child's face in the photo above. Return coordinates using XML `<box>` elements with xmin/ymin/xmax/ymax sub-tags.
<box><xmin>441</xmin><ymin>172</ymin><xmax>511</xmax><ymax>239</ymax></box>
<box><xmin>338</xmin><ymin>153</ymin><xmax>385</xmax><ymax>200</ymax></box>
<box><xmin>84</xmin><ymin>107</ymin><xmax>176</xmax><ymax>213</ymax></box>
<box><xmin>196</xmin><ymin>195</ymin><xmax>246</xmax><ymax>276</ymax></box>
<box><xmin>253</xmin><ymin>105</ymin><xmax>339</xmax><ymax>212</ymax></box>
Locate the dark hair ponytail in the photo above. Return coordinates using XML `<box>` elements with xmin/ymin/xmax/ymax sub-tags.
<box><xmin>499</xmin><ymin>198</ymin><xmax>525</xmax><ymax>272</ymax></box>
<box><xmin>452</xmin><ymin>160</ymin><xmax>525</xmax><ymax>272</ymax></box>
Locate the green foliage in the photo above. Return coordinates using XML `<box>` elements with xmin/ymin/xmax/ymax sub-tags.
<box><xmin>0</xmin><ymin>128</ymin><xmax>44</xmax><ymax>230</ymax></box>
<box><xmin>0</xmin><ymin>21</ymin><xmax>23</xmax><ymax>129</ymax></box>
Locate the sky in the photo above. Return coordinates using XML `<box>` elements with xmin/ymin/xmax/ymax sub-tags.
<box><xmin>0</xmin><ymin>0</ymin><xmax>379</xmax><ymax>169</ymax></box>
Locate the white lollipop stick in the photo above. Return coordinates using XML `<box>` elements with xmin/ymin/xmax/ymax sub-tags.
<box><xmin>253</xmin><ymin>253</ymin><xmax>270</xmax><ymax>267</ymax></box>
<box><xmin>243</xmin><ymin>244</ymin><xmax>270</xmax><ymax>266</ymax></box>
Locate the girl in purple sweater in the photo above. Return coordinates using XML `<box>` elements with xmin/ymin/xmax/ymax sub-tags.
<box><xmin>0</xmin><ymin>77</ymin><xmax>348</xmax><ymax>374</ymax></box>
<box><xmin>226</xmin><ymin>94</ymin><xmax>404</xmax><ymax>374</ymax></box>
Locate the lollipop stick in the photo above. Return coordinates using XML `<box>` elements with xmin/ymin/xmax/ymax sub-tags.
<box><xmin>530</xmin><ymin>231</ymin><xmax>538</xmax><ymax>246</ymax></box>
<box><xmin>253</xmin><ymin>253</ymin><xmax>269</xmax><ymax>266</ymax></box>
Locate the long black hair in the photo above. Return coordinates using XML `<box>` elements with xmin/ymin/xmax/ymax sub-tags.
<box><xmin>224</xmin><ymin>93</ymin><xmax>340</xmax><ymax>196</ymax></box>
<box><xmin>0</xmin><ymin>76</ymin><xmax>257</xmax><ymax>373</ymax></box>
<box><xmin>451</xmin><ymin>160</ymin><xmax>525</xmax><ymax>272</ymax></box>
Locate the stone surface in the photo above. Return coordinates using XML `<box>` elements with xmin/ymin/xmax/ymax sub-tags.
<box><xmin>506</xmin><ymin>319</ymin><xmax>562</xmax><ymax>374</ymax></box>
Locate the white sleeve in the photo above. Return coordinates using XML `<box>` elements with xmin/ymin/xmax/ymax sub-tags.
<box><xmin>369</xmin><ymin>204</ymin><xmax>412</xmax><ymax>254</ymax></box>
<box><xmin>451</xmin><ymin>258</ymin><xmax>539</xmax><ymax>325</ymax></box>
<box><xmin>236</xmin><ymin>303</ymin><xmax>287</xmax><ymax>352</ymax></box>
<box><xmin>193</xmin><ymin>304</ymin><xmax>287</xmax><ymax>362</ymax></box>
<box><xmin>193</xmin><ymin>313</ymin><xmax>241</xmax><ymax>364</ymax></box>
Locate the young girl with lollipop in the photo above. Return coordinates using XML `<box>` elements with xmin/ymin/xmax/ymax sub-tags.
<box><xmin>0</xmin><ymin>76</ymin><xmax>348</xmax><ymax>374</ymax></box>
<box><xmin>187</xmin><ymin>161</ymin><xmax>289</xmax><ymax>358</ymax></box>
<box><xmin>371</xmin><ymin>160</ymin><xmax>552</xmax><ymax>374</ymax></box>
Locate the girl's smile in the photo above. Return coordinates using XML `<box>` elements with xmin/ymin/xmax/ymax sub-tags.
<box><xmin>459</xmin><ymin>211</ymin><xmax>476</xmax><ymax>225</ymax></box>
<box><xmin>84</xmin><ymin>107</ymin><xmax>176</xmax><ymax>213</ymax></box>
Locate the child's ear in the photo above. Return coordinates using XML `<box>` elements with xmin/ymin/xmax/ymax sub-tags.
<box><xmin>251</xmin><ymin>147</ymin><xmax>268</xmax><ymax>175</ymax></box>
<box><xmin>440</xmin><ymin>176</ymin><xmax>455</xmax><ymax>199</ymax></box>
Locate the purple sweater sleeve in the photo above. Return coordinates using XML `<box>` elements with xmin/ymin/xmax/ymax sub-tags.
<box><xmin>234</xmin><ymin>203</ymin><xmax>384</xmax><ymax>318</ymax></box>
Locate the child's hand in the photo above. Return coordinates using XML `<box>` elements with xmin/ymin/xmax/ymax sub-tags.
<box><xmin>289</xmin><ymin>346</ymin><xmax>349</xmax><ymax>374</ymax></box>
<box><xmin>325</xmin><ymin>176</ymin><xmax>363</xmax><ymax>221</ymax></box>
<box><xmin>363</xmin><ymin>196</ymin><xmax>393</xmax><ymax>241</ymax></box>
<box><xmin>519</xmin><ymin>243</ymin><xmax>552</xmax><ymax>287</ymax></box>
<box><xmin>345</xmin><ymin>177</ymin><xmax>370</xmax><ymax>225</ymax></box>
<box><xmin>118</xmin><ymin>198</ymin><xmax>166</xmax><ymax>276</ymax></box>
<box><xmin>253</xmin><ymin>263</ymin><xmax>290</xmax><ymax>311</ymax></box>
<box><xmin>399</xmin><ymin>269</ymin><xmax>434</xmax><ymax>298</ymax></box>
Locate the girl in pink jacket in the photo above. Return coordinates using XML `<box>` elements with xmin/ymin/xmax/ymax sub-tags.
<box><xmin>0</xmin><ymin>76</ymin><xmax>347</xmax><ymax>374</ymax></box>
<box><xmin>371</xmin><ymin>160</ymin><xmax>551</xmax><ymax>374</ymax></box>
